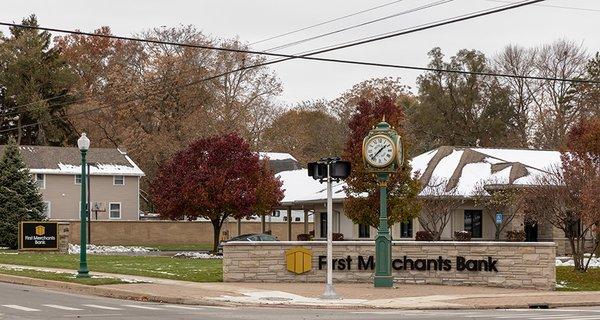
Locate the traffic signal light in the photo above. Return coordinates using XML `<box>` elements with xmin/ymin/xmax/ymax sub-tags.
<box><xmin>307</xmin><ymin>159</ymin><xmax>351</xmax><ymax>180</ymax></box>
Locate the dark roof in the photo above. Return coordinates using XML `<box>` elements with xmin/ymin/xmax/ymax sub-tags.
<box><xmin>0</xmin><ymin>145</ymin><xmax>143</xmax><ymax>176</ymax></box>
<box><xmin>268</xmin><ymin>159</ymin><xmax>302</xmax><ymax>174</ymax></box>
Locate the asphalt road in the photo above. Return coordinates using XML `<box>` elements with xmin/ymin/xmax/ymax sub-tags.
<box><xmin>2</xmin><ymin>282</ymin><xmax>600</xmax><ymax>320</ymax></box>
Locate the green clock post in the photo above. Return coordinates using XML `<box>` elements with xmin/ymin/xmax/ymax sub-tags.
<box><xmin>362</xmin><ymin>119</ymin><xmax>403</xmax><ymax>288</ymax></box>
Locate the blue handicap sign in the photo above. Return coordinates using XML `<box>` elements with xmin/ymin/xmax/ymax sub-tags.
<box><xmin>495</xmin><ymin>212</ymin><xmax>503</xmax><ymax>224</ymax></box>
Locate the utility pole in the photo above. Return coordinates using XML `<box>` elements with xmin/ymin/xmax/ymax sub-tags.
<box><xmin>307</xmin><ymin>157</ymin><xmax>351</xmax><ymax>299</ymax></box>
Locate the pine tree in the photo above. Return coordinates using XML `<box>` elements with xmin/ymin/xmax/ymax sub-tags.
<box><xmin>0</xmin><ymin>14</ymin><xmax>77</xmax><ymax>145</ymax></box>
<box><xmin>0</xmin><ymin>137</ymin><xmax>45</xmax><ymax>248</ymax></box>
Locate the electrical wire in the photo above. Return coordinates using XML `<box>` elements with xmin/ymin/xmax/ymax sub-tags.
<box><xmin>484</xmin><ymin>0</ymin><xmax>600</xmax><ymax>13</ymax></box>
<box><xmin>249</xmin><ymin>0</ymin><xmax>408</xmax><ymax>47</ymax></box>
<box><xmin>0</xmin><ymin>0</ymin><xmax>546</xmax><ymax>72</ymax></box>
<box><xmin>5</xmin><ymin>0</ymin><xmax>581</xmax><ymax>136</ymax></box>
<box><xmin>0</xmin><ymin>0</ymin><xmax>535</xmax><ymax>116</ymax></box>
<box><xmin>262</xmin><ymin>0</ymin><xmax>453</xmax><ymax>53</ymax></box>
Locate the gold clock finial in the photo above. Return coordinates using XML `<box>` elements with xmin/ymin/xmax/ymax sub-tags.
<box><xmin>382</xmin><ymin>115</ymin><xmax>386</xmax><ymax>122</ymax></box>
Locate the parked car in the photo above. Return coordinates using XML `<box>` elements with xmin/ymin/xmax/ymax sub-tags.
<box><xmin>217</xmin><ymin>233</ymin><xmax>278</xmax><ymax>254</ymax></box>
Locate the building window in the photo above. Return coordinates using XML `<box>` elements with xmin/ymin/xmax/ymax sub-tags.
<box><xmin>565</xmin><ymin>216</ymin><xmax>581</xmax><ymax>238</ymax></box>
<box><xmin>75</xmin><ymin>174</ymin><xmax>82</xmax><ymax>185</ymax></box>
<box><xmin>42</xmin><ymin>201</ymin><xmax>51</xmax><ymax>218</ymax></box>
<box><xmin>294</xmin><ymin>217</ymin><xmax>301</xmax><ymax>222</ymax></box>
<box><xmin>272</xmin><ymin>210</ymin><xmax>281</xmax><ymax>217</ymax></box>
<box><xmin>283</xmin><ymin>216</ymin><xmax>288</xmax><ymax>222</ymax></box>
<box><xmin>358</xmin><ymin>223</ymin><xmax>370</xmax><ymax>238</ymax></box>
<box><xmin>109</xmin><ymin>203</ymin><xmax>121</xmax><ymax>219</ymax></box>
<box><xmin>400</xmin><ymin>220</ymin><xmax>413</xmax><ymax>238</ymax></box>
<box><xmin>35</xmin><ymin>174</ymin><xmax>45</xmax><ymax>189</ymax></box>
<box><xmin>464</xmin><ymin>210</ymin><xmax>482</xmax><ymax>238</ymax></box>
<box><xmin>113</xmin><ymin>175</ymin><xmax>125</xmax><ymax>185</ymax></box>
<box><xmin>320</xmin><ymin>212</ymin><xmax>327</xmax><ymax>238</ymax></box>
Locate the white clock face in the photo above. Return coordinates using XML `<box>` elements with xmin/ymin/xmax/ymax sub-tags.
<box><xmin>365</xmin><ymin>135</ymin><xmax>395</xmax><ymax>167</ymax></box>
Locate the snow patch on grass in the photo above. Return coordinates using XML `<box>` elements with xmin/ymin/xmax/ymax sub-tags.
<box><xmin>556</xmin><ymin>256</ymin><xmax>600</xmax><ymax>268</ymax></box>
<box><xmin>173</xmin><ymin>252</ymin><xmax>223</xmax><ymax>259</ymax></box>
<box><xmin>68</xmin><ymin>244</ymin><xmax>156</xmax><ymax>254</ymax></box>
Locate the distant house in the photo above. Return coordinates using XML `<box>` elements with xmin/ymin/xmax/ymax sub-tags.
<box><xmin>0</xmin><ymin>145</ymin><xmax>145</xmax><ymax>220</ymax></box>
<box><xmin>259</xmin><ymin>152</ymin><xmax>302</xmax><ymax>174</ymax></box>
<box><xmin>275</xmin><ymin>146</ymin><xmax>586</xmax><ymax>254</ymax></box>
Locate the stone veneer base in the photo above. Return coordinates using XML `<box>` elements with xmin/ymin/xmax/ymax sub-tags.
<box><xmin>223</xmin><ymin>241</ymin><xmax>556</xmax><ymax>290</ymax></box>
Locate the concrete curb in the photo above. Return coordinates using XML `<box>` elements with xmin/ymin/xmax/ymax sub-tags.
<box><xmin>0</xmin><ymin>274</ymin><xmax>238</xmax><ymax>308</ymax></box>
<box><xmin>1</xmin><ymin>274</ymin><xmax>600</xmax><ymax>310</ymax></box>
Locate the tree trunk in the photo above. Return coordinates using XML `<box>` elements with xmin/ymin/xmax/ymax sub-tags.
<box><xmin>495</xmin><ymin>225</ymin><xmax>501</xmax><ymax>241</ymax></box>
<box><xmin>585</xmin><ymin>239</ymin><xmax>600</xmax><ymax>271</ymax></box>
<box><xmin>17</xmin><ymin>117</ymin><xmax>22</xmax><ymax>145</ymax></box>
<box><xmin>569</xmin><ymin>237</ymin><xmax>583</xmax><ymax>271</ymax></box>
<box><xmin>211</xmin><ymin>220</ymin><xmax>222</xmax><ymax>253</ymax></box>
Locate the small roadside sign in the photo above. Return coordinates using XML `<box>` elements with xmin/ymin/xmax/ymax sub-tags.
<box><xmin>495</xmin><ymin>212</ymin><xmax>503</xmax><ymax>225</ymax></box>
<box><xmin>19</xmin><ymin>221</ymin><xmax>58</xmax><ymax>250</ymax></box>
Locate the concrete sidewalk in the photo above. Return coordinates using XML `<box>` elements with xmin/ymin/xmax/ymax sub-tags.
<box><xmin>1</xmin><ymin>264</ymin><xmax>600</xmax><ymax>310</ymax></box>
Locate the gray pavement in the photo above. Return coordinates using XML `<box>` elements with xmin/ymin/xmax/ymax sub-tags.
<box><xmin>2</xmin><ymin>282</ymin><xmax>600</xmax><ymax>319</ymax></box>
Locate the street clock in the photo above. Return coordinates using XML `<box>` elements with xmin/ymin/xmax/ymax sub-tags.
<box><xmin>362</xmin><ymin>120</ymin><xmax>403</xmax><ymax>173</ymax></box>
<box><xmin>362</xmin><ymin>118</ymin><xmax>404</xmax><ymax>288</ymax></box>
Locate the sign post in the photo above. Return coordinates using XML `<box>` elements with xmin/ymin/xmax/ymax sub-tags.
<box><xmin>362</xmin><ymin>119</ymin><xmax>403</xmax><ymax>288</ymax></box>
<box><xmin>307</xmin><ymin>157</ymin><xmax>351</xmax><ymax>299</ymax></box>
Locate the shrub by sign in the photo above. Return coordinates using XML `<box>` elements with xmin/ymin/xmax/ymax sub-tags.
<box><xmin>19</xmin><ymin>221</ymin><xmax>58</xmax><ymax>250</ymax></box>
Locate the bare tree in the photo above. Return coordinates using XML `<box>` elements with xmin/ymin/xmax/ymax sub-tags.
<box><xmin>523</xmin><ymin>165</ymin><xmax>600</xmax><ymax>271</ymax></box>
<box><xmin>473</xmin><ymin>180</ymin><xmax>524</xmax><ymax>241</ymax></box>
<box><xmin>417</xmin><ymin>178</ymin><xmax>464</xmax><ymax>241</ymax></box>
<box><xmin>532</xmin><ymin>40</ymin><xmax>589</xmax><ymax>148</ymax></box>
<box><xmin>493</xmin><ymin>45</ymin><xmax>542</xmax><ymax>147</ymax></box>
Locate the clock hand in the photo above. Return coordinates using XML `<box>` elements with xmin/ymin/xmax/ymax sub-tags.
<box><xmin>371</xmin><ymin>146</ymin><xmax>386</xmax><ymax>160</ymax></box>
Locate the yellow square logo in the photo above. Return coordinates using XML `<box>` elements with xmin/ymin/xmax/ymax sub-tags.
<box><xmin>35</xmin><ymin>225</ymin><xmax>45</xmax><ymax>236</ymax></box>
<box><xmin>285</xmin><ymin>247</ymin><xmax>312</xmax><ymax>274</ymax></box>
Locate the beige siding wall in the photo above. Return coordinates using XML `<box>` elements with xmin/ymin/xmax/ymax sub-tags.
<box><xmin>66</xmin><ymin>220</ymin><xmax>313</xmax><ymax>245</ymax></box>
<box><xmin>40</xmin><ymin>174</ymin><xmax>139</xmax><ymax>221</ymax></box>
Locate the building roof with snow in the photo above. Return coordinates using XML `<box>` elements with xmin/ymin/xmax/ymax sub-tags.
<box><xmin>275</xmin><ymin>146</ymin><xmax>562</xmax><ymax>206</ymax></box>
<box><xmin>276</xmin><ymin>169</ymin><xmax>346</xmax><ymax>206</ymax></box>
<box><xmin>259</xmin><ymin>152</ymin><xmax>301</xmax><ymax>174</ymax></box>
<box><xmin>259</xmin><ymin>152</ymin><xmax>297</xmax><ymax>161</ymax></box>
<box><xmin>0</xmin><ymin>145</ymin><xmax>145</xmax><ymax>176</ymax></box>
<box><xmin>412</xmin><ymin>146</ymin><xmax>561</xmax><ymax>197</ymax></box>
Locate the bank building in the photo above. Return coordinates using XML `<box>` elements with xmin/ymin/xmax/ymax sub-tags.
<box><xmin>274</xmin><ymin>146</ymin><xmax>591</xmax><ymax>256</ymax></box>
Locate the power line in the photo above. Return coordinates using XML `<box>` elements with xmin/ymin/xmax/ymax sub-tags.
<box><xmin>2</xmin><ymin>51</ymin><xmax>598</xmax><ymax>134</ymax></box>
<box><xmin>249</xmin><ymin>0</ymin><xmax>407</xmax><ymax>47</ymax></box>
<box><xmin>4</xmin><ymin>0</ymin><xmax>575</xmax><ymax>135</ymax></box>
<box><xmin>263</xmin><ymin>0</ymin><xmax>453</xmax><ymax>52</ymax></box>
<box><xmin>270</xmin><ymin>0</ymin><xmax>543</xmax><ymax>58</ymax></box>
<box><xmin>0</xmin><ymin>0</ymin><xmax>546</xmax><ymax>72</ymax></box>
<box><xmin>0</xmin><ymin>0</ymin><xmax>542</xmax><ymax>117</ymax></box>
<box><xmin>1</xmin><ymin>1</ymin><xmax>444</xmax><ymax>117</ymax></box>
<box><xmin>485</xmin><ymin>0</ymin><xmax>600</xmax><ymax>13</ymax></box>
<box><xmin>171</xmin><ymin>0</ymin><xmax>551</xmax><ymax>91</ymax></box>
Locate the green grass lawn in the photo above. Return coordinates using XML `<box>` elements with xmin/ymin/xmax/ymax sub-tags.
<box><xmin>0</xmin><ymin>252</ymin><xmax>222</xmax><ymax>282</ymax></box>
<box><xmin>0</xmin><ymin>265</ymin><xmax>126</xmax><ymax>286</ymax></box>
<box><xmin>556</xmin><ymin>266</ymin><xmax>600</xmax><ymax>291</ymax></box>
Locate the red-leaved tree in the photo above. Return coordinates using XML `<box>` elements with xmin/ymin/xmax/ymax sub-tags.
<box><xmin>343</xmin><ymin>96</ymin><xmax>421</xmax><ymax>228</ymax></box>
<box><xmin>525</xmin><ymin>117</ymin><xmax>600</xmax><ymax>271</ymax></box>
<box><xmin>150</xmin><ymin>133</ymin><xmax>284</xmax><ymax>252</ymax></box>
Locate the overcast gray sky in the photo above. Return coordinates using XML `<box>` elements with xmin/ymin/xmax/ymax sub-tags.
<box><xmin>1</xmin><ymin>0</ymin><xmax>599</xmax><ymax>106</ymax></box>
